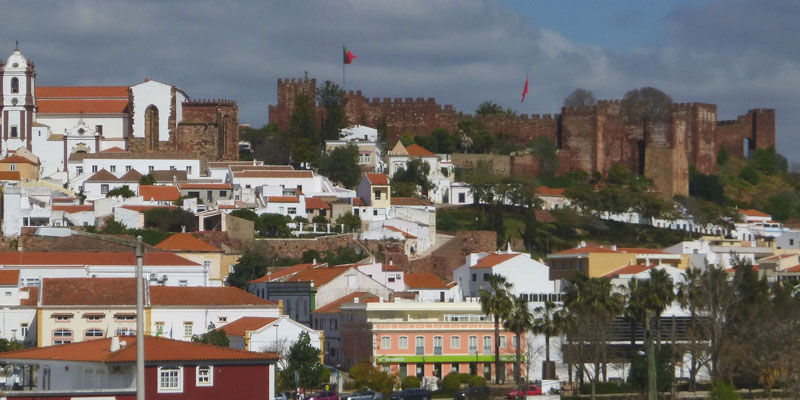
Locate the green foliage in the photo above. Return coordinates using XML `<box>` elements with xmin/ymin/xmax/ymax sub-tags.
<box><xmin>689</xmin><ymin>168</ymin><xmax>726</xmax><ymax>204</ymax></box>
<box><xmin>128</xmin><ymin>229</ymin><xmax>171</xmax><ymax>246</ymax></box>
<box><xmin>100</xmin><ymin>219</ymin><xmax>128</xmax><ymax>235</ymax></box>
<box><xmin>400</xmin><ymin>375</ymin><xmax>420</xmax><ymax>389</ymax></box>
<box><xmin>750</xmin><ymin>146</ymin><xmax>787</xmax><ymax>175</ymax></box>
<box><xmin>191</xmin><ymin>323</ymin><xmax>230</xmax><ymax>347</ymax></box>
<box><xmin>139</xmin><ymin>174</ymin><xmax>156</xmax><ymax>186</ymax></box>
<box><xmin>475</xmin><ymin>101</ymin><xmax>504</xmax><ymax>117</ymax></box>
<box><xmin>243</xmin><ymin>124</ymin><xmax>291</xmax><ymax>165</ymax></box>
<box><xmin>738</xmin><ymin>165</ymin><xmax>760</xmax><ymax>185</ymax></box>
<box><xmin>279</xmin><ymin>331</ymin><xmax>328</xmax><ymax>391</ymax></box>
<box><xmin>578</xmin><ymin>381</ymin><xmax>636</xmax><ymax>395</ymax></box>
<box><xmin>288</xmin><ymin>93</ymin><xmax>320</xmax><ymax>164</ymax></box>
<box><xmin>256</xmin><ymin>213</ymin><xmax>292</xmax><ymax>237</ymax></box>
<box><xmin>466</xmin><ymin>375</ymin><xmax>486</xmax><ymax>388</ymax></box>
<box><xmin>226</xmin><ymin>251</ymin><xmax>269</xmax><ymax>289</ymax></box>
<box><xmin>318</xmin><ymin>144</ymin><xmax>361</xmax><ymax>189</ymax></box>
<box><xmin>457</xmin><ymin>119</ymin><xmax>493</xmax><ymax>153</ymax></box>
<box><xmin>348</xmin><ymin>362</ymin><xmax>397</xmax><ymax>395</ymax></box>
<box><xmin>317</xmin><ymin>80</ymin><xmax>349</xmax><ymax>141</ymax></box>
<box><xmin>430</xmin><ymin>128</ymin><xmax>458</xmax><ymax>153</ymax></box>
<box><xmin>708</xmin><ymin>381</ymin><xmax>741</xmax><ymax>400</ymax></box>
<box><xmin>400</xmin><ymin>134</ymin><xmax>415</xmax><ymax>147</ymax></box>
<box><xmin>627</xmin><ymin>345</ymin><xmax>674</xmax><ymax>391</ymax></box>
<box><xmin>440</xmin><ymin>372</ymin><xmax>464</xmax><ymax>394</ymax></box>
<box><xmin>392</xmin><ymin>159</ymin><xmax>432</xmax><ymax>197</ymax></box>
<box><xmin>0</xmin><ymin>339</ymin><xmax>24</xmax><ymax>353</ymax></box>
<box><xmin>229</xmin><ymin>208</ymin><xmax>258</xmax><ymax>222</ymax></box>
<box><xmin>529</xmin><ymin>136</ymin><xmax>559</xmax><ymax>177</ymax></box>
<box><xmin>311</xmin><ymin>215</ymin><xmax>328</xmax><ymax>224</ymax></box>
<box><xmin>717</xmin><ymin>148</ymin><xmax>730</xmax><ymax>165</ymax></box>
<box><xmin>143</xmin><ymin>207</ymin><xmax>198</xmax><ymax>232</ymax></box>
<box><xmin>106</xmin><ymin>185</ymin><xmax>135</xmax><ymax>199</ymax></box>
<box><xmin>764</xmin><ymin>191</ymin><xmax>800</xmax><ymax>221</ymax></box>
<box><xmin>336</xmin><ymin>212</ymin><xmax>361</xmax><ymax>232</ymax></box>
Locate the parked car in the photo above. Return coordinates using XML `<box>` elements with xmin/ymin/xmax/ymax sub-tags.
<box><xmin>389</xmin><ymin>388</ymin><xmax>433</xmax><ymax>400</ymax></box>
<box><xmin>505</xmin><ymin>385</ymin><xmax>541</xmax><ymax>399</ymax></box>
<box><xmin>341</xmin><ymin>390</ymin><xmax>383</xmax><ymax>400</ymax></box>
<box><xmin>309</xmin><ymin>391</ymin><xmax>339</xmax><ymax>400</ymax></box>
<box><xmin>276</xmin><ymin>392</ymin><xmax>289</xmax><ymax>400</ymax></box>
<box><xmin>454</xmin><ymin>386</ymin><xmax>490</xmax><ymax>400</ymax></box>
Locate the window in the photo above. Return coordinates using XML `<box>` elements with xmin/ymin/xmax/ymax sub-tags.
<box><xmin>10</xmin><ymin>77</ymin><xmax>18</xmax><ymax>93</ymax></box>
<box><xmin>196</xmin><ymin>366</ymin><xmax>213</xmax><ymax>386</ymax></box>
<box><xmin>373</xmin><ymin>209</ymin><xmax>378</xmax><ymax>216</ymax></box>
<box><xmin>9</xmin><ymin>164</ymin><xmax>15</xmax><ymax>171</ymax></box>
<box><xmin>20</xmin><ymin>323</ymin><xmax>28</xmax><ymax>338</ymax></box>
<box><xmin>92</xmin><ymin>165</ymin><xmax>98</xmax><ymax>173</ymax></box>
<box><xmin>186</xmin><ymin>166</ymin><xmax>192</xmax><ymax>175</ymax></box>
<box><xmin>149</xmin><ymin>166</ymin><xmax>155</xmax><ymax>172</ymax></box>
<box><xmin>399</xmin><ymin>336</ymin><xmax>408</xmax><ymax>349</ymax></box>
<box><xmin>433</xmin><ymin>336</ymin><xmax>443</xmax><ymax>355</ymax></box>
<box><xmin>451</xmin><ymin>335</ymin><xmax>460</xmax><ymax>349</ymax></box>
<box><xmin>499</xmin><ymin>336</ymin><xmax>507</xmax><ymax>349</ymax></box>
<box><xmin>218</xmin><ymin>316</ymin><xmax>227</xmax><ymax>323</ymax></box>
<box><xmin>170</xmin><ymin>166</ymin><xmax>177</xmax><ymax>171</ymax></box>
<box><xmin>483</xmin><ymin>336</ymin><xmax>492</xmax><ymax>354</ymax></box>
<box><xmin>354</xmin><ymin>208</ymin><xmax>359</xmax><ymax>216</ymax></box>
<box><xmin>84</xmin><ymin>328</ymin><xmax>104</xmax><ymax>339</ymax></box>
<box><xmin>110</xmin><ymin>165</ymin><xmax>116</xmax><ymax>173</ymax></box>
<box><xmin>154</xmin><ymin>321</ymin><xmax>165</xmax><ymax>336</ymax></box>
<box><xmin>388</xmin><ymin>277</ymin><xmax>395</xmax><ymax>283</ymax></box>
<box><xmin>471</xmin><ymin>274</ymin><xmax>476</xmax><ymax>282</ymax></box>
<box><xmin>458</xmin><ymin>193</ymin><xmax>465</xmax><ymax>203</ymax></box>
<box><xmin>381</xmin><ymin>336</ymin><xmax>391</xmax><ymax>349</ymax></box>
<box><xmin>101</xmin><ymin>184</ymin><xmax>109</xmax><ymax>194</ymax></box>
<box><xmin>76</xmin><ymin>166</ymin><xmax>83</xmax><ymax>175</ymax></box>
<box><xmin>55</xmin><ymin>315</ymin><xmax>72</xmax><ymax>322</ymax></box>
<box><xmin>219</xmin><ymin>190</ymin><xmax>227</xmax><ymax>197</ymax></box>
<box><xmin>415</xmin><ymin>336</ymin><xmax>425</xmax><ymax>355</ymax></box>
<box><xmin>10</xmin><ymin>126</ymin><xmax>18</xmax><ymax>138</ymax></box>
<box><xmin>86</xmin><ymin>314</ymin><xmax>103</xmax><ymax>321</ymax></box>
<box><xmin>512</xmin><ymin>335</ymin><xmax>519</xmax><ymax>349</ymax></box>
<box><xmin>179</xmin><ymin>280</ymin><xmax>188</xmax><ymax>287</ymax></box>
<box><xmin>95</xmin><ymin>125</ymin><xmax>103</xmax><ymax>135</ymax></box>
<box><xmin>115</xmin><ymin>314</ymin><xmax>135</xmax><ymax>321</ymax></box>
<box><xmin>53</xmin><ymin>329</ymin><xmax>73</xmax><ymax>344</ymax></box>
<box><xmin>126</xmin><ymin>165</ymin><xmax>132</xmax><ymax>172</ymax></box>
<box><xmin>374</xmin><ymin>190</ymin><xmax>381</xmax><ymax>200</ymax></box>
<box><xmin>158</xmin><ymin>367</ymin><xmax>182</xmax><ymax>393</ymax></box>
<box><xmin>468</xmin><ymin>336</ymin><xmax>478</xmax><ymax>354</ymax></box>
<box><xmin>288</xmin><ymin>207</ymin><xmax>297</xmax><ymax>215</ymax></box>
<box><xmin>184</xmin><ymin>322</ymin><xmax>193</xmax><ymax>337</ymax></box>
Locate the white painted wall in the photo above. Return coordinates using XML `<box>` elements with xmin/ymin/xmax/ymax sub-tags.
<box><xmin>130</xmin><ymin>80</ymin><xmax>182</xmax><ymax>142</ymax></box>
<box><xmin>151</xmin><ymin>306</ymin><xmax>279</xmax><ymax>341</ymax></box>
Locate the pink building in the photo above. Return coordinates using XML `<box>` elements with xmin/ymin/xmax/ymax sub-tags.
<box><xmin>340</xmin><ymin>300</ymin><xmax>525</xmax><ymax>383</ymax></box>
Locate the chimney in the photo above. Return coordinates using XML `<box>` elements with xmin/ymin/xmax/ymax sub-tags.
<box><xmin>119</xmin><ymin>340</ymin><xmax>127</xmax><ymax>349</ymax></box>
<box><xmin>611</xmin><ymin>244</ymin><xmax>617</xmax><ymax>251</ymax></box>
<box><xmin>110</xmin><ymin>336</ymin><xmax>120</xmax><ymax>352</ymax></box>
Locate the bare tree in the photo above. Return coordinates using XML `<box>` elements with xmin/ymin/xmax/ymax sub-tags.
<box><xmin>261</xmin><ymin>337</ymin><xmax>291</xmax><ymax>370</ymax></box>
<box><xmin>563</xmin><ymin>88</ymin><xmax>597</xmax><ymax>108</ymax></box>
<box><xmin>620</xmin><ymin>87</ymin><xmax>673</xmax><ymax>123</ymax></box>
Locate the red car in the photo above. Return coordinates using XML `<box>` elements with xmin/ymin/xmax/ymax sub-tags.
<box><xmin>505</xmin><ymin>385</ymin><xmax>541</xmax><ymax>399</ymax></box>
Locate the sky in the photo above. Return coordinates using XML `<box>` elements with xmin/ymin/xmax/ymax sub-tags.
<box><xmin>0</xmin><ymin>0</ymin><xmax>797</xmax><ymax>158</ymax></box>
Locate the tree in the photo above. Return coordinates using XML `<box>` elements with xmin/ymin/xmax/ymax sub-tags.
<box><xmin>529</xmin><ymin>136</ymin><xmax>559</xmax><ymax>177</ymax></box>
<box><xmin>621</xmin><ymin>87</ymin><xmax>673</xmax><ymax>124</ymax></box>
<box><xmin>479</xmin><ymin>274</ymin><xmax>513</xmax><ymax>384</ymax></box>
<box><xmin>139</xmin><ymin>174</ymin><xmax>156</xmax><ymax>186</ymax></box>
<box><xmin>504</xmin><ymin>295</ymin><xmax>534</xmax><ymax>385</ymax></box>
<box><xmin>256</xmin><ymin>213</ymin><xmax>292</xmax><ymax>237</ymax></box>
<box><xmin>750</xmin><ymin>146</ymin><xmax>787</xmax><ymax>175</ymax></box>
<box><xmin>475</xmin><ymin>101</ymin><xmax>504</xmax><ymax>117</ymax></box>
<box><xmin>392</xmin><ymin>159</ymin><xmax>432</xmax><ymax>197</ymax></box>
<box><xmin>318</xmin><ymin>144</ymin><xmax>361</xmax><ymax>189</ymax></box>
<box><xmin>191</xmin><ymin>323</ymin><xmax>230</xmax><ymax>347</ymax></box>
<box><xmin>532</xmin><ymin>300</ymin><xmax>561</xmax><ymax>363</ymax></box>
<box><xmin>675</xmin><ymin>267</ymin><xmax>708</xmax><ymax>391</ymax></box>
<box><xmin>226</xmin><ymin>251</ymin><xmax>269</xmax><ymax>289</ymax></box>
<box><xmin>317</xmin><ymin>80</ymin><xmax>348</xmax><ymax>141</ymax></box>
<box><xmin>279</xmin><ymin>331</ymin><xmax>328</xmax><ymax>391</ymax></box>
<box><xmin>288</xmin><ymin>93</ymin><xmax>320</xmax><ymax>164</ymax></box>
<box><xmin>348</xmin><ymin>362</ymin><xmax>397</xmax><ymax>395</ymax></box>
<box><xmin>401</xmin><ymin>376</ymin><xmax>420</xmax><ymax>389</ymax></box>
<box><xmin>563</xmin><ymin>88</ymin><xmax>597</xmax><ymax>108</ymax></box>
<box><xmin>143</xmin><ymin>207</ymin><xmax>197</xmax><ymax>232</ymax></box>
<box><xmin>0</xmin><ymin>339</ymin><xmax>23</xmax><ymax>352</ymax></box>
<box><xmin>106</xmin><ymin>185</ymin><xmax>135</xmax><ymax>199</ymax></box>
<box><xmin>336</xmin><ymin>212</ymin><xmax>361</xmax><ymax>233</ymax></box>
<box><xmin>229</xmin><ymin>208</ymin><xmax>258</xmax><ymax>222</ymax></box>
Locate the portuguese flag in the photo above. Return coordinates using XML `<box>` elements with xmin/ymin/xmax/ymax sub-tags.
<box><xmin>343</xmin><ymin>46</ymin><xmax>357</xmax><ymax>64</ymax></box>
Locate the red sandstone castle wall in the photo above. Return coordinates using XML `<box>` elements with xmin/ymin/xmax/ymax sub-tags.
<box><xmin>716</xmin><ymin>109</ymin><xmax>775</xmax><ymax>159</ymax></box>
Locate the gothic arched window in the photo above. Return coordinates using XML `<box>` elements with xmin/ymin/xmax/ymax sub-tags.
<box><xmin>145</xmin><ymin>105</ymin><xmax>159</xmax><ymax>151</ymax></box>
<box><xmin>10</xmin><ymin>78</ymin><xmax>18</xmax><ymax>94</ymax></box>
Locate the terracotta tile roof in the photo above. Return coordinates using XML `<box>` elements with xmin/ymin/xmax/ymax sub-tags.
<box><xmin>618</xmin><ymin>247</ymin><xmax>668</xmax><ymax>255</ymax></box>
<box><xmin>471</xmin><ymin>253</ymin><xmax>520</xmax><ymax>269</ymax></box>
<box><xmin>117</xmin><ymin>169</ymin><xmax>143</xmax><ymax>182</ymax></box>
<box><xmin>37</xmin><ymin>99</ymin><xmax>129</xmax><ymax>114</ymax></box>
<box><xmin>536</xmin><ymin>209</ymin><xmax>556</xmax><ymax>223</ymax></box>
<box><xmin>139</xmin><ymin>185</ymin><xmax>180</xmax><ymax>202</ymax></box>
<box><xmin>404</xmin><ymin>272</ymin><xmax>448</xmax><ymax>289</ymax></box>
<box><xmin>0</xmin><ymin>336</ymin><xmax>277</xmax><ymax>363</ymax></box>
<box><xmin>366</xmin><ymin>173</ymin><xmax>388</xmax><ymax>185</ymax></box>
<box><xmin>391</xmin><ymin>197</ymin><xmax>433</xmax><ymax>206</ymax></box>
<box><xmin>0</xmin><ymin>155</ymin><xmax>38</xmax><ymax>165</ymax></box>
<box><xmin>155</xmin><ymin>233</ymin><xmax>220</xmax><ymax>252</ymax></box>
<box><xmin>727</xmin><ymin>265</ymin><xmax>761</xmax><ymax>273</ymax></box>
<box><xmin>0</xmin><ymin>171</ymin><xmax>20</xmax><ymax>180</ymax></box>
<box><xmin>353</xmin><ymin>197</ymin><xmax>365</xmax><ymax>206</ymax></box>
<box><xmin>782</xmin><ymin>264</ymin><xmax>800</xmax><ymax>273</ymax></box>
<box><xmin>218</xmin><ymin>317</ymin><xmax>278</xmax><ymax>336</ymax></box>
<box><xmin>20</xmin><ymin>287</ymin><xmax>37</xmax><ymax>306</ymax></box>
<box><xmin>85</xmin><ymin>169</ymin><xmax>118</xmax><ymax>182</ymax></box>
<box><xmin>37</xmin><ymin>86</ymin><xmax>130</xmax><ymax>98</ymax></box>
<box><xmin>759</xmin><ymin>254</ymin><xmax>796</xmax><ymax>262</ymax></box>
<box><xmin>120</xmin><ymin>205</ymin><xmax>176</xmax><ymax>212</ymax></box>
<box><xmin>740</xmin><ymin>209</ymin><xmax>770</xmax><ymax>217</ymax></box>
<box><xmin>305</xmin><ymin>197</ymin><xmax>331</xmax><ymax>210</ymax></box>
<box><xmin>207</xmin><ymin>161</ymin><xmax>263</xmax><ymax>168</ymax></box>
<box><xmin>249</xmin><ymin>263</ymin><xmax>319</xmax><ymax>283</ymax></box>
<box><xmin>229</xmin><ymin>165</ymin><xmax>294</xmax><ymax>172</ymax></box>
<box><xmin>551</xmin><ymin>245</ymin><xmax>619</xmax><ymax>255</ymax></box>
<box><xmin>287</xmin><ymin>265</ymin><xmax>351</xmax><ymax>287</ymax></box>
<box><xmin>0</xmin><ymin>252</ymin><xmax>198</xmax><ymax>267</ymax></box>
<box><xmin>0</xmin><ymin>270</ymin><xmax>19</xmax><ymax>286</ymax></box>
<box><xmin>52</xmin><ymin>205</ymin><xmax>93</xmax><ymax>213</ymax></box>
<box><xmin>101</xmin><ymin>147</ymin><xmax>128</xmax><ymax>153</ymax></box>
<box><xmin>405</xmin><ymin>144</ymin><xmax>436</xmax><ymax>157</ymax></box>
<box><xmin>52</xmin><ymin>197</ymin><xmax>77</xmax><ymax>203</ymax></box>
<box><xmin>536</xmin><ymin>186</ymin><xmax>566</xmax><ymax>196</ymax></box>
<box><xmin>179</xmin><ymin>183</ymin><xmax>232</xmax><ymax>190</ymax></box>
<box><xmin>150</xmin><ymin>170</ymin><xmax>188</xmax><ymax>182</ymax></box>
<box><xmin>603</xmin><ymin>264</ymin><xmax>653</xmax><ymax>278</ymax></box>
<box><xmin>314</xmin><ymin>292</ymin><xmax>379</xmax><ymax>313</ymax></box>
<box><xmin>40</xmin><ymin>278</ymin><xmax>138</xmax><ymax>306</ymax></box>
<box><xmin>150</xmin><ymin>286</ymin><xmax>277</xmax><ymax>306</ymax></box>
<box><xmin>381</xmin><ymin>263</ymin><xmax>403</xmax><ymax>272</ymax></box>
<box><xmin>386</xmin><ymin>225</ymin><xmax>417</xmax><ymax>239</ymax></box>
<box><xmin>233</xmin><ymin>170</ymin><xmax>313</xmax><ymax>178</ymax></box>
<box><xmin>268</xmin><ymin>196</ymin><xmax>301</xmax><ymax>203</ymax></box>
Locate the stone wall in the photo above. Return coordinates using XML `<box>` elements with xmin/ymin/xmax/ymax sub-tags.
<box><xmin>717</xmin><ymin>108</ymin><xmax>776</xmax><ymax>158</ymax></box>
<box><xmin>256</xmin><ymin>233</ymin><xmax>360</xmax><ymax>261</ymax></box>
<box><xmin>450</xmin><ymin>154</ymin><xmax>512</xmax><ymax>176</ymax></box>
<box><xmin>398</xmin><ymin>231</ymin><xmax>496</xmax><ymax>280</ymax></box>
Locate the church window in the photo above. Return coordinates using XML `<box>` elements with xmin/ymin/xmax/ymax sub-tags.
<box><xmin>10</xmin><ymin>78</ymin><xmax>18</xmax><ymax>94</ymax></box>
<box><xmin>145</xmin><ymin>105</ymin><xmax>159</xmax><ymax>151</ymax></box>
<box><xmin>10</xmin><ymin>127</ymin><xmax>17</xmax><ymax>138</ymax></box>
<box><xmin>95</xmin><ymin>125</ymin><xmax>103</xmax><ymax>135</ymax></box>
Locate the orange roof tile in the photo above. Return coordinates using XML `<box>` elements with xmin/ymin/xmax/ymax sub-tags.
<box><xmin>405</xmin><ymin>144</ymin><xmax>436</xmax><ymax>157</ymax></box>
<box><xmin>229</xmin><ymin>165</ymin><xmax>295</xmax><ymax>172</ymax></box>
<box><xmin>391</xmin><ymin>197</ymin><xmax>433</xmax><ymax>206</ymax></box>
<box><xmin>218</xmin><ymin>317</ymin><xmax>279</xmax><ymax>336</ymax></box>
<box><xmin>603</xmin><ymin>264</ymin><xmax>653</xmax><ymax>278</ymax></box>
<box><xmin>233</xmin><ymin>170</ymin><xmax>312</xmax><ymax>178</ymax></box>
<box><xmin>760</xmin><ymin>254</ymin><xmax>796</xmax><ymax>262</ymax></box>
<box><xmin>20</xmin><ymin>287</ymin><xmax>37</xmax><ymax>306</ymax></box>
<box><xmin>179</xmin><ymin>183</ymin><xmax>232</xmax><ymax>190</ymax></box>
<box><xmin>353</xmin><ymin>197</ymin><xmax>365</xmax><ymax>206</ymax></box>
<box><xmin>404</xmin><ymin>272</ymin><xmax>448</xmax><ymax>289</ymax></box>
<box><xmin>37</xmin><ymin>99</ymin><xmax>129</xmax><ymax>114</ymax></box>
<box><xmin>0</xmin><ymin>155</ymin><xmax>38</xmax><ymax>165</ymax></box>
<box><xmin>52</xmin><ymin>205</ymin><xmax>93</xmax><ymax>213</ymax></box>
<box><xmin>0</xmin><ymin>252</ymin><xmax>198</xmax><ymax>267</ymax></box>
<box><xmin>155</xmin><ymin>233</ymin><xmax>220</xmax><ymax>252</ymax></box>
<box><xmin>120</xmin><ymin>205</ymin><xmax>176</xmax><ymax>212</ymax></box>
<box><xmin>366</xmin><ymin>173</ymin><xmax>388</xmax><ymax>185</ymax></box>
<box><xmin>0</xmin><ymin>270</ymin><xmax>19</xmax><ymax>286</ymax></box>
<box><xmin>305</xmin><ymin>197</ymin><xmax>331</xmax><ymax>210</ymax></box>
<box><xmin>52</xmin><ymin>197</ymin><xmax>77</xmax><ymax>203</ymax></box>
<box><xmin>85</xmin><ymin>169</ymin><xmax>118</xmax><ymax>182</ymax></box>
<box><xmin>139</xmin><ymin>185</ymin><xmax>180</xmax><ymax>202</ymax></box>
<box><xmin>268</xmin><ymin>196</ymin><xmax>300</xmax><ymax>203</ymax></box>
<box><xmin>386</xmin><ymin>225</ymin><xmax>417</xmax><ymax>239</ymax></box>
<box><xmin>0</xmin><ymin>336</ymin><xmax>277</xmax><ymax>363</ymax></box>
<box><xmin>287</xmin><ymin>265</ymin><xmax>351</xmax><ymax>287</ymax></box>
<box><xmin>740</xmin><ymin>209</ymin><xmax>770</xmax><ymax>217</ymax></box>
<box><xmin>0</xmin><ymin>171</ymin><xmax>20</xmax><ymax>180</ymax></box>
<box><xmin>314</xmin><ymin>292</ymin><xmax>379</xmax><ymax>313</ymax></box>
<box><xmin>150</xmin><ymin>286</ymin><xmax>276</xmax><ymax>306</ymax></box>
<box><xmin>783</xmin><ymin>265</ymin><xmax>800</xmax><ymax>273</ymax></box>
<box><xmin>471</xmin><ymin>253</ymin><xmax>520</xmax><ymax>269</ymax></box>
<box><xmin>551</xmin><ymin>245</ymin><xmax>619</xmax><ymax>255</ymax></box>
<box><xmin>249</xmin><ymin>263</ymin><xmax>319</xmax><ymax>283</ymax></box>
<box><xmin>37</xmin><ymin>86</ymin><xmax>129</xmax><ymax>98</ymax></box>
<box><xmin>617</xmin><ymin>247</ymin><xmax>668</xmax><ymax>255</ymax></box>
<box><xmin>40</xmin><ymin>278</ymin><xmax>138</xmax><ymax>306</ymax></box>
<box><xmin>536</xmin><ymin>186</ymin><xmax>566</xmax><ymax>196</ymax></box>
<box><xmin>117</xmin><ymin>169</ymin><xmax>143</xmax><ymax>182</ymax></box>
<box><xmin>100</xmin><ymin>147</ymin><xmax>128</xmax><ymax>153</ymax></box>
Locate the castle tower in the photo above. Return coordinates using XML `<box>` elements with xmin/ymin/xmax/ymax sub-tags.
<box><xmin>0</xmin><ymin>45</ymin><xmax>36</xmax><ymax>153</ymax></box>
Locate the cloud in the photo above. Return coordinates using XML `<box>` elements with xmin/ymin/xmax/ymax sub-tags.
<box><xmin>0</xmin><ymin>0</ymin><xmax>795</xmax><ymax>157</ymax></box>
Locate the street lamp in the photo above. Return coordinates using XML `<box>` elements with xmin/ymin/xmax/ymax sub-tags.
<box><xmin>36</xmin><ymin>227</ymin><xmax>146</xmax><ymax>400</ymax></box>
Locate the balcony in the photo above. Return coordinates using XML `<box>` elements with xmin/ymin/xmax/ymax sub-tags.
<box><xmin>468</xmin><ymin>346</ymin><xmax>478</xmax><ymax>354</ymax></box>
<box><xmin>483</xmin><ymin>346</ymin><xmax>491</xmax><ymax>354</ymax></box>
<box><xmin>415</xmin><ymin>346</ymin><xmax>424</xmax><ymax>355</ymax></box>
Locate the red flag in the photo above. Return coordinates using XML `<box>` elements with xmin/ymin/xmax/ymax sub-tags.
<box><xmin>520</xmin><ymin>76</ymin><xmax>529</xmax><ymax>102</ymax></box>
<box><xmin>343</xmin><ymin>46</ymin><xmax>357</xmax><ymax>64</ymax></box>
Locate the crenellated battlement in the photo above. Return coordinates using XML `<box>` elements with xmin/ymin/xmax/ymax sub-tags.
<box><xmin>183</xmin><ymin>99</ymin><xmax>237</xmax><ymax>106</ymax></box>
<box><xmin>277</xmin><ymin>77</ymin><xmax>316</xmax><ymax>85</ymax></box>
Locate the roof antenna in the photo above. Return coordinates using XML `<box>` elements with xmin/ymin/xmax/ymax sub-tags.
<box><xmin>15</xmin><ymin>40</ymin><xmax>19</xmax><ymax>51</ymax></box>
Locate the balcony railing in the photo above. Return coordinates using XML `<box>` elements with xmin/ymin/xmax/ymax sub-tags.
<box><xmin>415</xmin><ymin>346</ymin><xmax>424</xmax><ymax>355</ymax></box>
<box><xmin>483</xmin><ymin>346</ymin><xmax>491</xmax><ymax>354</ymax></box>
<box><xmin>468</xmin><ymin>346</ymin><xmax>478</xmax><ymax>354</ymax></box>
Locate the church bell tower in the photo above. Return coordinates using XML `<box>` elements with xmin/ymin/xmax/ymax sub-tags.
<box><xmin>0</xmin><ymin>43</ymin><xmax>36</xmax><ymax>152</ymax></box>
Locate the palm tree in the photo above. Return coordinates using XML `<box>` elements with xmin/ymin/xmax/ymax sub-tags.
<box><xmin>479</xmin><ymin>274</ymin><xmax>512</xmax><ymax>383</ymax></box>
<box><xmin>532</xmin><ymin>300</ymin><xmax>561</xmax><ymax>363</ymax></box>
<box><xmin>676</xmin><ymin>267</ymin><xmax>703</xmax><ymax>391</ymax></box>
<box><xmin>505</xmin><ymin>295</ymin><xmax>534</xmax><ymax>385</ymax></box>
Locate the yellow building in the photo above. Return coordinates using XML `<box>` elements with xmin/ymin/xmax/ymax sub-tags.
<box><xmin>548</xmin><ymin>244</ymin><xmax>686</xmax><ymax>280</ymax></box>
<box><xmin>358</xmin><ymin>172</ymin><xmax>390</xmax><ymax>209</ymax></box>
<box><xmin>0</xmin><ymin>154</ymin><xmax>39</xmax><ymax>179</ymax></box>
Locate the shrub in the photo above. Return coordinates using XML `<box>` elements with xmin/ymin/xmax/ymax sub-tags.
<box><xmin>466</xmin><ymin>375</ymin><xmax>486</xmax><ymax>388</ymax></box>
<box><xmin>440</xmin><ymin>373</ymin><xmax>465</xmax><ymax>394</ymax></box>
<box><xmin>708</xmin><ymin>380</ymin><xmax>741</xmax><ymax>400</ymax></box>
<box><xmin>738</xmin><ymin>165</ymin><xmax>760</xmax><ymax>185</ymax></box>
<box><xmin>229</xmin><ymin>209</ymin><xmax>258</xmax><ymax>222</ymax></box>
<box><xmin>401</xmin><ymin>376</ymin><xmax>421</xmax><ymax>389</ymax></box>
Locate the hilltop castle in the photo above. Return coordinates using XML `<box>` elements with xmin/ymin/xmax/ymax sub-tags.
<box><xmin>268</xmin><ymin>77</ymin><xmax>775</xmax><ymax>197</ymax></box>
